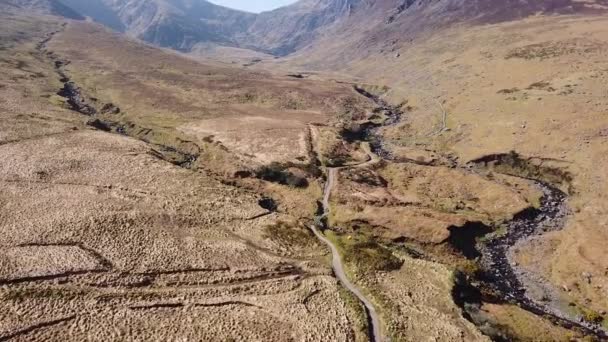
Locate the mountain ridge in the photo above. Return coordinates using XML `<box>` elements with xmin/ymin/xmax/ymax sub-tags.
<box><xmin>7</xmin><ymin>0</ymin><xmax>608</xmax><ymax>56</ymax></box>
<box><xmin>0</xmin><ymin>0</ymin><xmax>85</xmax><ymax>19</ymax></box>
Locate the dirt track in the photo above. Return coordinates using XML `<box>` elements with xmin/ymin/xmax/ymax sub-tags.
<box><xmin>312</xmin><ymin>169</ymin><xmax>383</xmax><ymax>342</ymax></box>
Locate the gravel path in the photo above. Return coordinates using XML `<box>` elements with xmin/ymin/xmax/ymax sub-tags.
<box><xmin>311</xmin><ymin>167</ymin><xmax>383</xmax><ymax>342</ymax></box>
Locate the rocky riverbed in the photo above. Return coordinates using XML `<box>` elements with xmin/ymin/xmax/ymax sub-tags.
<box><xmin>479</xmin><ymin>182</ymin><xmax>607</xmax><ymax>338</ymax></box>
<box><xmin>350</xmin><ymin>85</ymin><xmax>607</xmax><ymax>339</ymax></box>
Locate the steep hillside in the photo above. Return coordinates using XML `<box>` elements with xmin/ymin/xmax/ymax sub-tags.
<box><xmin>81</xmin><ymin>0</ymin><xmax>256</xmax><ymax>51</ymax></box>
<box><xmin>57</xmin><ymin>0</ymin><xmax>126</xmax><ymax>32</ymax></box>
<box><xmin>242</xmin><ymin>0</ymin><xmax>361</xmax><ymax>55</ymax></box>
<box><xmin>70</xmin><ymin>0</ymin><xmax>357</xmax><ymax>54</ymax></box>
<box><xmin>284</xmin><ymin>0</ymin><xmax>608</xmax><ymax>67</ymax></box>
<box><xmin>9</xmin><ymin>0</ymin><xmax>608</xmax><ymax>56</ymax></box>
<box><xmin>5</xmin><ymin>0</ymin><xmax>255</xmax><ymax>51</ymax></box>
<box><xmin>0</xmin><ymin>0</ymin><xmax>84</xmax><ymax>19</ymax></box>
<box><xmin>4</xmin><ymin>0</ymin><xmax>362</xmax><ymax>54</ymax></box>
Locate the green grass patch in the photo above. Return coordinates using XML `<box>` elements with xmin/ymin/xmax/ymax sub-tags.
<box><xmin>325</xmin><ymin>230</ymin><xmax>402</xmax><ymax>273</ymax></box>
<box><xmin>325</xmin><ymin>230</ymin><xmax>407</xmax><ymax>341</ymax></box>
<box><xmin>580</xmin><ymin>306</ymin><xmax>605</xmax><ymax>325</ymax></box>
<box><xmin>337</xmin><ymin>286</ymin><xmax>370</xmax><ymax>342</ymax></box>
<box><xmin>263</xmin><ymin>221</ymin><xmax>318</xmax><ymax>248</ymax></box>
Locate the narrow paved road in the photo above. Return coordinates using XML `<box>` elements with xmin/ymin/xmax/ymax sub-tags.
<box><xmin>311</xmin><ymin>167</ymin><xmax>383</xmax><ymax>342</ymax></box>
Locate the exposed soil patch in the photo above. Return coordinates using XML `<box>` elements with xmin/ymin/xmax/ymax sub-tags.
<box><xmin>57</xmin><ymin>81</ymin><xmax>97</xmax><ymax>115</ymax></box>
<box><xmin>254</xmin><ymin>162</ymin><xmax>310</xmax><ymax>188</ymax></box>
<box><xmin>470</xmin><ymin>151</ymin><xmax>574</xmax><ymax>194</ymax></box>
<box><xmin>258</xmin><ymin>197</ymin><xmax>278</xmax><ymax>212</ymax></box>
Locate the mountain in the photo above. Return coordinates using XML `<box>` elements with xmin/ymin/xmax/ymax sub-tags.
<box><xmin>58</xmin><ymin>0</ymin><xmax>358</xmax><ymax>55</ymax></box>
<box><xmin>10</xmin><ymin>0</ymin><xmax>607</xmax><ymax>56</ymax></box>
<box><xmin>0</xmin><ymin>0</ymin><xmax>85</xmax><ymax>19</ymax></box>
<box><xmin>57</xmin><ymin>0</ymin><xmax>126</xmax><ymax>32</ymax></box>
<box><xmin>283</xmin><ymin>0</ymin><xmax>608</xmax><ymax>67</ymax></box>
<box><xmin>3</xmin><ymin>0</ymin><xmax>357</xmax><ymax>54</ymax></box>
<box><xmin>58</xmin><ymin>0</ymin><xmax>257</xmax><ymax>51</ymax></box>
<box><xmin>107</xmin><ymin>0</ymin><xmax>256</xmax><ymax>51</ymax></box>
<box><xmin>242</xmin><ymin>0</ymin><xmax>362</xmax><ymax>55</ymax></box>
<box><xmin>5</xmin><ymin>0</ymin><xmax>256</xmax><ymax>51</ymax></box>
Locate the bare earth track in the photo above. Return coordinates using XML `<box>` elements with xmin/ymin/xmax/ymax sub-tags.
<box><xmin>312</xmin><ymin>166</ymin><xmax>382</xmax><ymax>342</ymax></box>
<box><xmin>0</xmin><ymin>13</ymin><xmax>375</xmax><ymax>342</ymax></box>
<box><xmin>330</xmin><ymin>87</ymin><xmax>608</xmax><ymax>339</ymax></box>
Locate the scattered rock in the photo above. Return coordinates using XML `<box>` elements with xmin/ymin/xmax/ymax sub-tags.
<box><xmin>101</xmin><ymin>103</ymin><xmax>120</xmax><ymax>114</ymax></box>
<box><xmin>582</xmin><ymin>272</ymin><xmax>592</xmax><ymax>284</ymax></box>
<box><xmin>87</xmin><ymin>119</ymin><xmax>112</xmax><ymax>132</ymax></box>
<box><xmin>57</xmin><ymin>81</ymin><xmax>97</xmax><ymax>115</ymax></box>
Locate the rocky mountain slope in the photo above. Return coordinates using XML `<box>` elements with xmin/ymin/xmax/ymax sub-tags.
<box><xmin>54</xmin><ymin>0</ymin><xmax>126</xmax><ymax>32</ymax></box>
<box><xmin>283</xmin><ymin>0</ymin><xmax>608</xmax><ymax>67</ymax></box>
<box><xmin>80</xmin><ymin>0</ymin><xmax>257</xmax><ymax>51</ymax></box>
<box><xmin>242</xmin><ymin>0</ymin><xmax>361</xmax><ymax>55</ymax></box>
<box><xmin>3</xmin><ymin>0</ymin><xmax>257</xmax><ymax>51</ymax></box>
<box><xmin>10</xmin><ymin>0</ymin><xmax>608</xmax><ymax>56</ymax></box>
<box><xmin>0</xmin><ymin>0</ymin><xmax>84</xmax><ymax>19</ymax></box>
<box><xmin>3</xmin><ymin>0</ymin><xmax>362</xmax><ymax>54</ymax></box>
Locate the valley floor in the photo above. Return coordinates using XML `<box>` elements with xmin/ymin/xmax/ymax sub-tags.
<box><xmin>1</xmin><ymin>8</ymin><xmax>607</xmax><ymax>342</ymax></box>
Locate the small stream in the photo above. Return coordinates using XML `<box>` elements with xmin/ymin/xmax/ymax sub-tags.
<box><xmin>480</xmin><ymin>183</ymin><xmax>568</xmax><ymax>305</ymax></box>
<box><xmin>353</xmin><ymin>86</ymin><xmax>403</xmax><ymax>159</ymax></box>
<box><xmin>479</xmin><ymin>181</ymin><xmax>607</xmax><ymax>338</ymax></box>
<box><xmin>41</xmin><ymin>22</ymin><xmax>604</xmax><ymax>337</ymax></box>
<box><xmin>351</xmin><ymin>85</ymin><xmax>607</xmax><ymax>339</ymax></box>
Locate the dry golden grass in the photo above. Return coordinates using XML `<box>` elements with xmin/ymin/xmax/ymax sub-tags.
<box><xmin>47</xmin><ymin>22</ymin><xmax>373</xmax><ymax>170</ymax></box>
<box><xmin>328</xmin><ymin>163</ymin><xmax>536</xmax><ymax>245</ymax></box>
<box><xmin>4</xmin><ymin>5</ymin><xmax>608</xmax><ymax>340</ymax></box>
<box><xmin>278</xmin><ymin>12</ymin><xmax>608</xmax><ymax>325</ymax></box>
<box><xmin>481</xmin><ymin>303</ymin><xmax>575</xmax><ymax>342</ymax></box>
<box><xmin>0</xmin><ymin>12</ymin><xmax>373</xmax><ymax>341</ymax></box>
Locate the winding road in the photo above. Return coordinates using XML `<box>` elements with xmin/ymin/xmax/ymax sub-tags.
<box><xmin>311</xmin><ymin>167</ymin><xmax>383</xmax><ymax>342</ymax></box>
